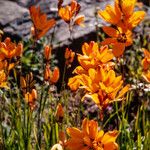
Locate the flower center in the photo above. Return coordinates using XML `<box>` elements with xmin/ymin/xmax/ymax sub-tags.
<box><xmin>92</xmin><ymin>140</ymin><xmax>104</xmax><ymax>149</ymax></box>
<box><xmin>117</xmin><ymin>33</ymin><xmax>127</xmax><ymax>43</ymax></box>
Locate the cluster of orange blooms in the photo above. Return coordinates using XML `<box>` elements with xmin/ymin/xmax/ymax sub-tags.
<box><xmin>65</xmin><ymin>42</ymin><xmax>127</xmax><ymax>149</ymax></box>
<box><xmin>0</xmin><ymin>0</ymin><xmax>148</xmax><ymax>149</ymax></box>
<box><xmin>20</xmin><ymin>72</ymin><xmax>37</xmax><ymax>110</ymax></box>
<box><xmin>0</xmin><ymin>37</ymin><xmax>23</xmax><ymax>88</ymax></box>
<box><xmin>98</xmin><ymin>0</ymin><xmax>145</xmax><ymax>57</ymax></box>
<box><xmin>29</xmin><ymin>0</ymin><xmax>84</xmax><ymax>40</ymax></box>
<box><xmin>142</xmin><ymin>48</ymin><xmax>150</xmax><ymax>83</ymax></box>
<box><xmin>44</xmin><ymin>45</ymin><xmax>60</xmax><ymax>84</ymax></box>
<box><xmin>65</xmin><ymin>48</ymin><xmax>75</xmax><ymax>67</ymax></box>
<box><xmin>58</xmin><ymin>0</ymin><xmax>85</xmax><ymax>27</ymax></box>
<box><xmin>64</xmin><ymin>1</ymin><xmax>146</xmax><ymax>149</ymax></box>
<box><xmin>68</xmin><ymin>41</ymin><xmax>130</xmax><ymax>113</ymax></box>
<box><xmin>66</xmin><ymin>118</ymin><xmax>119</xmax><ymax>150</ymax></box>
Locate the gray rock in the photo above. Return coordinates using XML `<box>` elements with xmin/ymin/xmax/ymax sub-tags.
<box><xmin>0</xmin><ymin>0</ymin><xmax>29</xmax><ymax>26</ymax></box>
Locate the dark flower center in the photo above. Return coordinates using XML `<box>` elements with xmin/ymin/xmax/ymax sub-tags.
<box><xmin>117</xmin><ymin>33</ymin><xmax>127</xmax><ymax>43</ymax></box>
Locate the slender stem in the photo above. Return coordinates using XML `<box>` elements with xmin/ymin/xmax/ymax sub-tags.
<box><xmin>68</xmin><ymin>24</ymin><xmax>73</xmax><ymax>43</ymax></box>
<box><xmin>37</xmin><ymin>84</ymin><xmax>44</xmax><ymax>148</ymax></box>
<box><xmin>61</xmin><ymin>63</ymin><xmax>67</xmax><ymax>91</ymax></box>
<box><xmin>0</xmin><ymin>94</ymin><xmax>5</xmax><ymax>149</ymax></box>
<box><xmin>41</xmin><ymin>85</ymin><xmax>50</xmax><ymax>113</ymax></box>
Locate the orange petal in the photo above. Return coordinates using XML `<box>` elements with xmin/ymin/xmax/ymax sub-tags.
<box><xmin>82</xmin><ymin>118</ymin><xmax>89</xmax><ymax>135</ymax></box>
<box><xmin>128</xmin><ymin>11</ymin><xmax>146</xmax><ymax>29</ymax></box>
<box><xmin>117</xmin><ymin>84</ymin><xmax>130</xmax><ymax>99</ymax></box>
<box><xmin>101</xmin><ymin>130</ymin><xmax>119</xmax><ymax>144</ymax></box>
<box><xmin>98</xmin><ymin>5</ymin><xmax>121</xmax><ymax>24</ymax></box>
<box><xmin>102</xmin><ymin>26</ymin><xmax>118</xmax><ymax>38</ymax></box>
<box><xmin>74</xmin><ymin>15</ymin><xmax>85</xmax><ymax>27</ymax></box>
<box><xmin>104</xmin><ymin>142</ymin><xmax>119</xmax><ymax>150</ymax></box>
<box><xmin>89</xmin><ymin>120</ymin><xmax>98</xmax><ymax>140</ymax></box>
<box><xmin>112</xmin><ymin>43</ymin><xmax>125</xmax><ymax>57</ymax></box>
<box><xmin>67</xmin><ymin>127</ymin><xmax>83</xmax><ymax>138</ymax></box>
<box><xmin>50</xmin><ymin>67</ymin><xmax>59</xmax><ymax>83</ymax></box>
<box><xmin>90</xmin><ymin>93</ymin><xmax>100</xmax><ymax>106</ymax></box>
<box><xmin>101</xmin><ymin>38</ymin><xmax>117</xmax><ymax>46</ymax></box>
<box><xmin>96</xmin><ymin>130</ymin><xmax>104</xmax><ymax>141</ymax></box>
<box><xmin>68</xmin><ymin>76</ymin><xmax>81</xmax><ymax>91</ymax></box>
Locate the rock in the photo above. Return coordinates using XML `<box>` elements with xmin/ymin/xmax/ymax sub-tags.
<box><xmin>0</xmin><ymin>0</ymin><xmax>29</xmax><ymax>26</ymax></box>
<box><xmin>9</xmin><ymin>0</ymin><xmax>31</xmax><ymax>7</ymax></box>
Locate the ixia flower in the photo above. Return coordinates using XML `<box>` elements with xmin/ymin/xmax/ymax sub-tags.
<box><xmin>29</xmin><ymin>6</ymin><xmax>56</xmax><ymax>40</ymax></box>
<box><xmin>98</xmin><ymin>0</ymin><xmax>146</xmax><ymax>30</ymax></box>
<box><xmin>20</xmin><ymin>73</ymin><xmax>37</xmax><ymax>110</ymax></box>
<box><xmin>76</xmin><ymin>41</ymin><xmax>114</xmax><ymax>71</ymax></box>
<box><xmin>141</xmin><ymin>49</ymin><xmax>150</xmax><ymax>83</ymax></box>
<box><xmin>58</xmin><ymin>0</ymin><xmax>85</xmax><ymax>27</ymax></box>
<box><xmin>55</xmin><ymin>103</ymin><xmax>64</xmax><ymax>122</ymax></box>
<box><xmin>0</xmin><ymin>37</ymin><xmax>23</xmax><ymax>61</ymax></box>
<box><xmin>25</xmin><ymin>89</ymin><xmax>37</xmax><ymax>110</ymax></box>
<box><xmin>65</xmin><ymin>48</ymin><xmax>75</xmax><ymax>66</ymax></box>
<box><xmin>0</xmin><ymin>70</ymin><xmax>8</xmax><ymax>88</ymax></box>
<box><xmin>66</xmin><ymin>118</ymin><xmax>119</xmax><ymax>150</ymax></box>
<box><xmin>44</xmin><ymin>65</ymin><xmax>60</xmax><ymax>84</ymax></box>
<box><xmin>68</xmin><ymin>67</ymin><xmax>130</xmax><ymax>110</ymax></box>
<box><xmin>141</xmin><ymin>48</ymin><xmax>150</xmax><ymax>71</ymax></box>
<box><xmin>44</xmin><ymin>45</ymin><xmax>52</xmax><ymax>61</ymax></box>
<box><xmin>98</xmin><ymin>2</ymin><xmax>121</xmax><ymax>25</ymax></box>
<box><xmin>101</xmin><ymin>26</ymin><xmax>132</xmax><ymax>57</ymax></box>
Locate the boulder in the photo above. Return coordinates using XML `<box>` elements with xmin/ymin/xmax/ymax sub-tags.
<box><xmin>0</xmin><ymin>0</ymin><xmax>29</xmax><ymax>26</ymax></box>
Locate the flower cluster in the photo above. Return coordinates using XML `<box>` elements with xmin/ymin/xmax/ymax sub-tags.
<box><xmin>98</xmin><ymin>0</ymin><xmax>146</xmax><ymax>57</ymax></box>
<box><xmin>44</xmin><ymin>45</ymin><xmax>60</xmax><ymax>84</ymax></box>
<box><xmin>20</xmin><ymin>72</ymin><xmax>37</xmax><ymax>110</ymax></box>
<box><xmin>58</xmin><ymin>0</ymin><xmax>85</xmax><ymax>27</ymax></box>
<box><xmin>68</xmin><ymin>41</ymin><xmax>129</xmax><ymax>111</ymax></box>
<box><xmin>0</xmin><ymin>37</ymin><xmax>23</xmax><ymax>88</ymax></box>
<box><xmin>66</xmin><ymin>118</ymin><xmax>119</xmax><ymax>150</ymax></box>
<box><xmin>65</xmin><ymin>48</ymin><xmax>75</xmax><ymax>67</ymax></box>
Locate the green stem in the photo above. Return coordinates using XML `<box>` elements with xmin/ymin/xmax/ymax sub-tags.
<box><xmin>61</xmin><ymin>63</ymin><xmax>67</xmax><ymax>91</ymax></box>
<box><xmin>41</xmin><ymin>85</ymin><xmax>50</xmax><ymax>113</ymax></box>
<box><xmin>37</xmin><ymin>84</ymin><xmax>44</xmax><ymax>149</ymax></box>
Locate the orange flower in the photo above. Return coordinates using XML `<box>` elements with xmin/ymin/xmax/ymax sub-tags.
<box><xmin>0</xmin><ymin>70</ymin><xmax>8</xmax><ymax>88</ymax></box>
<box><xmin>98</xmin><ymin>0</ymin><xmax>146</xmax><ymax>30</ymax></box>
<box><xmin>98</xmin><ymin>2</ymin><xmax>121</xmax><ymax>25</ymax></box>
<box><xmin>58</xmin><ymin>0</ymin><xmax>85</xmax><ymax>27</ymax></box>
<box><xmin>74</xmin><ymin>15</ymin><xmax>85</xmax><ymax>27</ymax></box>
<box><xmin>0</xmin><ymin>60</ymin><xmax>14</xmax><ymax>72</ymax></box>
<box><xmin>101</xmin><ymin>26</ymin><xmax>132</xmax><ymax>57</ymax></box>
<box><xmin>44</xmin><ymin>45</ymin><xmax>52</xmax><ymax>61</ymax></box>
<box><xmin>115</xmin><ymin>0</ymin><xmax>146</xmax><ymax>30</ymax></box>
<box><xmin>68</xmin><ymin>67</ymin><xmax>130</xmax><ymax>110</ymax></box>
<box><xmin>20</xmin><ymin>72</ymin><xmax>35</xmax><ymax>94</ymax></box>
<box><xmin>24</xmin><ymin>89</ymin><xmax>37</xmax><ymax>110</ymax></box>
<box><xmin>65</xmin><ymin>48</ymin><xmax>75</xmax><ymax>66</ymax></box>
<box><xmin>55</xmin><ymin>103</ymin><xmax>64</xmax><ymax>122</ymax></box>
<box><xmin>141</xmin><ymin>48</ymin><xmax>150</xmax><ymax>71</ymax></box>
<box><xmin>44</xmin><ymin>65</ymin><xmax>60</xmax><ymax>84</ymax></box>
<box><xmin>76</xmin><ymin>41</ymin><xmax>114</xmax><ymax>71</ymax></box>
<box><xmin>141</xmin><ymin>49</ymin><xmax>150</xmax><ymax>83</ymax></box>
<box><xmin>0</xmin><ymin>37</ymin><xmax>23</xmax><ymax>61</ymax></box>
<box><xmin>29</xmin><ymin>6</ymin><xmax>56</xmax><ymax>40</ymax></box>
<box><xmin>68</xmin><ymin>75</ymin><xmax>81</xmax><ymax>91</ymax></box>
<box><xmin>50</xmin><ymin>67</ymin><xmax>60</xmax><ymax>83</ymax></box>
<box><xmin>66</xmin><ymin>118</ymin><xmax>119</xmax><ymax>150</ymax></box>
<box><xmin>59</xmin><ymin>131</ymin><xmax>67</xmax><ymax>147</ymax></box>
